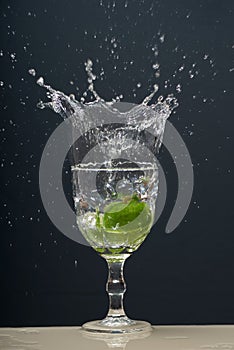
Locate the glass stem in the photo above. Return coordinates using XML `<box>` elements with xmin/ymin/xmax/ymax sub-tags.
<box><xmin>103</xmin><ymin>255</ymin><xmax>130</xmax><ymax>318</ymax></box>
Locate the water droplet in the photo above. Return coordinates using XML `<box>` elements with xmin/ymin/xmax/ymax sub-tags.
<box><xmin>69</xmin><ymin>94</ymin><xmax>76</xmax><ymax>101</ymax></box>
<box><xmin>10</xmin><ymin>52</ymin><xmax>16</xmax><ymax>60</ymax></box>
<box><xmin>152</xmin><ymin>63</ymin><xmax>160</xmax><ymax>70</ymax></box>
<box><xmin>37</xmin><ymin>77</ymin><xmax>44</xmax><ymax>86</ymax></box>
<box><xmin>176</xmin><ymin>84</ymin><xmax>182</xmax><ymax>93</ymax></box>
<box><xmin>151</xmin><ymin>45</ymin><xmax>159</xmax><ymax>57</ymax></box>
<box><xmin>37</xmin><ymin>101</ymin><xmax>45</xmax><ymax>109</ymax></box>
<box><xmin>28</xmin><ymin>68</ymin><xmax>36</xmax><ymax>76</ymax></box>
<box><xmin>178</xmin><ymin>64</ymin><xmax>185</xmax><ymax>72</ymax></box>
<box><xmin>159</xmin><ymin>34</ymin><xmax>165</xmax><ymax>43</ymax></box>
<box><xmin>189</xmin><ymin>71</ymin><xmax>194</xmax><ymax>79</ymax></box>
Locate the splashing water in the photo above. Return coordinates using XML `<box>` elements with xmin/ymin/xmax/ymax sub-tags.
<box><xmin>36</xmin><ymin>59</ymin><xmax>178</xmax><ymax>164</ymax></box>
<box><xmin>35</xmin><ymin>59</ymin><xmax>179</xmax><ymax>253</ymax></box>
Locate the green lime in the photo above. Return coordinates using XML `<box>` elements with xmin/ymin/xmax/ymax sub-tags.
<box><xmin>77</xmin><ymin>195</ymin><xmax>153</xmax><ymax>255</ymax></box>
<box><xmin>103</xmin><ymin>195</ymin><xmax>152</xmax><ymax>235</ymax></box>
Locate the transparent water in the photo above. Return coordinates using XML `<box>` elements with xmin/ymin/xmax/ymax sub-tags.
<box><xmin>37</xmin><ymin>59</ymin><xmax>177</xmax><ymax>254</ymax></box>
<box><xmin>72</xmin><ymin>162</ymin><xmax>157</xmax><ymax>254</ymax></box>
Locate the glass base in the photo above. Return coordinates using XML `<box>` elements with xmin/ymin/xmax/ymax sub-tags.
<box><xmin>81</xmin><ymin>316</ymin><xmax>152</xmax><ymax>334</ymax></box>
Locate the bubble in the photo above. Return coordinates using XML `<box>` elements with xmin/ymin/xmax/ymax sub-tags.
<box><xmin>136</xmin><ymin>82</ymin><xmax>141</xmax><ymax>88</ymax></box>
<box><xmin>0</xmin><ymin>81</ymin><xmax>4</xmax><ymax>87</ymax></box>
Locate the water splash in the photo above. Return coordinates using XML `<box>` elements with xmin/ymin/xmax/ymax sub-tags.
<box><xmin>35</xmin><ymin>59</ymin><xmax>178</xmax><ymax>163</ymax></box>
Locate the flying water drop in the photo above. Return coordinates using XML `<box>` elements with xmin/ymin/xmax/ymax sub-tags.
<box><xmin>28</xmin><ymin>68</ymin><xmax>36</xmax><ymax>76</ymax></box>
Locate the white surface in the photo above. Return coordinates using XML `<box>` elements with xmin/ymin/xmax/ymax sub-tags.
<box><xmin>0</xmin><ymin>325</ymin><xmax>234</xmax><ymax>349</ymax></box>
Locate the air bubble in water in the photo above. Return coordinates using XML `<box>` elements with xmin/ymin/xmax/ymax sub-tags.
<box><xmin>0</xmin><ymin>81</ymin><xmax>4</xmax><ymax>87</ymax></box>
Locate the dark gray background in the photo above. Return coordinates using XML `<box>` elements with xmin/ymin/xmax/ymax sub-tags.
<box><xmin>0</xmin><ymin>0</ymin><xmax>234</xmax><ymax>326</ymax></box>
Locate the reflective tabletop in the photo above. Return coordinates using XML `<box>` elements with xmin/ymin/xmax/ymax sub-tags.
<box><xmin>0</xmin><ymin>325</ymin><xmax>234</xmax><ymax>349</ymax></box>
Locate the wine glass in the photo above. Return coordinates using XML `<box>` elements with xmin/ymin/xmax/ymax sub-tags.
<box><xmin>72</xmin><ymin>158</ymin><xmax>158</xmax><ymax>334</ymax></box>
<box><xmin>37</xmin><ymin>76</ymin><xmax>175</xmax><ymax>334</ymax></box>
